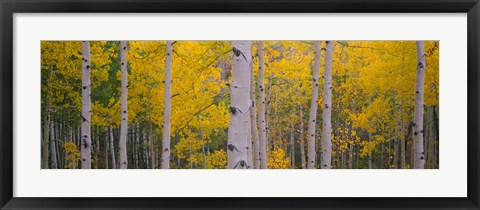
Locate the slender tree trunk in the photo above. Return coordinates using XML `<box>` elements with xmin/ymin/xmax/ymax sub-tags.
<box><xmin>433</xmin><ymin>106</ymin><xmax>439</xmax><ymax>168</ymax></box>
<box><xmin>50</xmin><ymin>121</ymin><xmax>58</xmax><ymax>169</ymax></box>
<box><xmin>70</xmin><ymin>127</ymin><xmax>77</xmax><ymax>169</ymax></box>
<box><xmin>131</xmin><ymin>125</ymin><xmax>136</xmax><ymax>168</ymax></box>
<box><xmin>227</xmin><ymin>41</ymin><xmax>252</xmax><ymax>169</ymax></box>
<box><xmin>119</xmin><ymin>41</ymin><xmax>129</xmax><ymax>169</ymax></box>
<box><xmin>257</xmin><ymin>41</ymin><xmax>268</xmax><ymax>169</ymax></box>
<box><xmin>393</xmin><ymin>99</ymin><xmax>399</xmax><ymax>169</ymax></box>
<box><xmin>135</xmin><ymin>124</ymin><xmax>140</xmax><ymax>169</ymax></box>
<box><xmin>400</xmin><ymin>47</ymin><xmax>407</xmax><ymax>169</ymax></box>
<box><xmin>109</xmin><ymin>126</ymin><xmax>116</xmax><ymax>169</ymax></box>
<box><xmin>91</xmin><ymin>128</ymin><xmax>96</xmax><ymax>169</ymax></box>
<box><xmin>425</xmin><ymin>106</ymin><xmax>434</xmax><ymax>169</ymax></box>
<box><xmin>321</xmin><ymin>40</ymin><xmax>334</xmax><ymax>169</ymax></box>
<box><xmin>94</xmin><ymin>127</ymin><xmax>100</xmax><ymax>169</ymax></box>
<box><xmin>81</xmin><ymin>41</ymin><xmax>92</xmax><ymax>169</ymax></box>
<box><xmin>307</xmin><ymin>41</ymin><xmax>321</xmax><ymax>169</ymax></box>
<box><xmin>414</xmin><ymin>41</ymin><xmax>426</xmax><ymax>169</ymax></box>
<box><xmin>250</xmin><ymin>64</ymin><xmax>260</xmax><ymax>169</ymax></box>
<box><xmin>265</xmin><ymin>74</ymin><xmax>273</xmax><ymax>153</ymax></box>
<box><xmin>104</xmin><ymin>131</ymin><xmax>108</xmax><ymax>169</ymax></box>
<box><xmin>149</xmin><ymin>121</ymin><xmax>154</xmax><ymax>169</ymax></box>
<box><xmin>143</xmin><ymin>127</ymin><xmax>149</xmax><ymax>168</ymax></box>
<box><xmin>42</xmin><ymin>64</ymin><xmax>53</xmax><ymax>169</ymax></box>
<box><xmin>394</xmin><ymin>136</ymin><xmax>399</xmax><ymax>169</ymax></box>
<box><xmin>161</xmin><ymin>41</ymin><xmax>173</xmax><ymax>169</ymax></box>
<box><xmin>400</xmin><ymin>103</ymin><xmax>406</xmax><ymax>169</ymax></box>
<box><xmin>299</xmin><ymin>103</ymin><xmax>306</xmax><ymax>169</ymax></box>
<box><xmin>348</xmin><ymin>143</ymin><xmax>353</xmax><ymax>169</ymax></box>
<box><xmin>289</xmin><ymin>123</ymin><xmax>295</xmax><ymax>168</ymax></box>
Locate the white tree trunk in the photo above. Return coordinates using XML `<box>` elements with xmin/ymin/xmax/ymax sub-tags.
<box><xmin>414</xmin><ymin>41</ymin><xmax>426</xmax><ymax>169</ymax></box>
<box><xmin>161</xmin><ymin>41</ymin><xmax>173</xmax><ymax>169</ymax></box>
<box><xmin>257</xmin><ymin>41</ymin><xmax>268</xmax><ymax>169</ymax></box>
<box><xmin>109</xmin><ymin>126</ymin><xmax>116</xmax><ymax>169</ymax></box>
<box><xmin>250</xmin><ymin>64</ymin><xmax>260</xmax><ymax>169</ymax></box>
<box><xmin>227</xmin><ymin>41</ymin><xmax>252</xmax><ymax>169</ymax></box>
<box><xmin>299</xmin><ymin>103</ymin><xmax>306</xmax><ymax>169</ymax></box>
<box><xmin>321</xmin><ymin>40</ymin><xmax>334</xmax><ymax>169</ymax></box>
<box><xmin>135</xmin><ymin>124</ymin><xmax>140</xmax><ymax>169</ymax></box>
<box><xmin>50</xmin><ymin>121</ymin><xmax>58</xmax><ymax>169</ymax></box>
<box><xmin>42</xmin><ymin>64</ymin><xmax>53</xmax><ymax>169</ymax></box>
<box><xmin>289</xmin><ymin>123</ymin><xmax>295</xmax><ymax>168</ymax></box>
<box><xmin>307</xmin><ymin>41</ymin><xmax>321</xmax><ymax>169</ymax></box>
<box><xmin>119</xmin><ymin>41</ymin><xmax>129</xmax><ymax>169</ymax></box>
<box><xmin>81</xmin><ymin>41</ymin><xmax>92</xmax><ymax>169</ymax></box>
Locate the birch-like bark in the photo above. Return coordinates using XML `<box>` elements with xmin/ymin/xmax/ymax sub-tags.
<box><xmin>289</xmin><ymin>123</ymin><xmax>295</xmax><ymax>168</ymax></box>
<box><xmin>81</xmin><ymin>41</ymin><xmax>92</xmax><ymax>169</ymax></box>
<box><xmin>245</xmin><ymin>62</ymin><xmax>254</xmax><ymax>168</ymax></box>
<box><xmin>246</xmin><ymin>115</ymin><xmax>253</xmax><ymax>168</ymax></box>
<box><xmin>109</xmin><ymin>126</ymin><xmax>116</xmax><ymax>169</ymax></box>
<box><xmin>414</xmin><ymin>41</ymin><xmax>426</xmax><ymax>169</ymax></box>
<box><xmin>227</xmin><ymin>41</ymin><xmax>252</xmax><ymax>169</ymax></box>
<box><xmin>50</xmin><ymin>121</ymin><xmax>58</xmax><ymax>169</ymax></box>
<box><xmin>321</xmin><ymin>40</ymin><xmax>334</xmax><ymax>169</ymax></box>
<box><xmin>257</xmin><ymin>41</ymin><xmax>268</xmax><ymax>169</ymax></box>
<box><xmin>400</xmin><ymin>101</ymin><xmax>406</xmax><ymax>169</ymax></box>
<box><xmin>119</xmin><ymin>41</ymin><xmax>129</xmax><ymax>169</ymax></box>
<box><xmin>307</xmin><ymin>41</ymin><xmax>321</xmax><ymax>169</ymax></box>
<box><xmin>104</xmin><ymin>134</ymin><xmax>108</xmax><ymax>169</ymax></box>
<box><xmin>250</xmin><ymin>64</ymin><xmax>260</xmax><ymax>169</ymax></box>
<box><xmin>161</xmin><ymin>41</ymin><xmax>173</xmax><ymax>169</ymax></box>
<box><xmin>143</xmin><ymin>127</ymin><xmax>149</xmax><ymax>168</ymax></box>
<box><xmin>394</xmin><ymin>127</ymin><xmax>399</xmax><ymax>169</ymax></box>
<box><xmin>42</xmin><ymin>64</ymin><xmax>53</xmax><ymax>169</ymax></box>
<box><xmin>94</xmin><ymin>128</ymin><xmax>100</xmax><ymax>169</ymax></box>
<box><xmin>299</xmin><ymin>103</ymin><xmax>306</xmax><ymax>169</ymax></box>
<box><xmin>135</xmin><ymin>124</ymin><xmax>140</xmax><ymax>169</ymax></box>
<box><xmin>400</xmin><ymin>46</ymin><xmax>407</xmax><ymax>169</ymax></box>
<box><xmin>265</xmin><ymin>74</ymin><xmax>273</xmax><ymax>152</ymax></box>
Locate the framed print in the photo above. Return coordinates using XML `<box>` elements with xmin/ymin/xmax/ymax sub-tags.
<box><xmin>1</xmin><ymin>0</ymin><xmax>479</xmax><ymax>209</ymax></box>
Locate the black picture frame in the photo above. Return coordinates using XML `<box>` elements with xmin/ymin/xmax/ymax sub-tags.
<box><xmin>1</xmin><ymin>0</ymin><xmax>479</xmax><ymax>209</ymax></box>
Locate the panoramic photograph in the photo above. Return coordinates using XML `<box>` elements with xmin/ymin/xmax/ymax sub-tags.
<box><xmin>41</xmin><ymin>40</ymin><xmax>439</xmax><ymax>169</ymax></box>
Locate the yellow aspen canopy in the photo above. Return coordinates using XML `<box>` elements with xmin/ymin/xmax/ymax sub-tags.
<box><xmin>41</xmin><ymin>40</ymin><xmax>439</xmax><ymax>169</ymax></box>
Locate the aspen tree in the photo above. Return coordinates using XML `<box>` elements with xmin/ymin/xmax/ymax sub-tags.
<box><xmin>321</xmin><ymin>40</ymin><xmax>334</xmax><ymax>169</ymax></box>
<box><xmin>299</xmin><ymin>103</ymin><xmax>306</xmax><ymax>169</ymax></box>
<box><xmin>109</xmin><ymin>126</ymin><xmax>116</xmax><ymax>169</ymax></box>
<box><xmin>81</xmin><ymin>41</ymin><xmax>92</xmax><ymax>169</ymax></box>
<box><xmin>414</xmin><ymin>41</ymin><xmax>426</xmax><ymax>169</ymax></box>
<box><xmin>227</xmin><ymin>41</ymin><xmax>252</xmax><ymax>169</ymax></box>
<box><xmin>289</xmin><ymin>123</ymin><xmax>295</xmax><ymax>167</ymax></box>
<box><xmin>42</xmin><ymin>64</ymin><xmax>53</xmax><ymax>169</ymax></box>
<box><xmin>245</xmin><ymin>63</ymin><xmax>254</xmax><ymax>168</ymax></box>
<box><xmin>135</xmin><ymin>124</ymin><xmax>140</xmax><ymax>168</ymax></box>
<box><xmin>119</xmin><ymin>41</ymin><xmax>129</xmax><ymax>169</ymax></box>
<box><xmin>251</xmin><ymin>64</ymin><xmax>261</xmax><ymax>169</ymax></box>
<box><xmin>307</xmin><ymin>41</ymin><xmax>321</xmax><ymax>169</ymax></box>
<box><xmin>257</xmin><ymin>41</ymin><xmax>268</xmax><ymax>169</ymax></box>
<box><xmin>246</xmin><ymin>119</ymin><xmax>253</xmax><ymax>168</ymax></box>
<box><xmin>50</xmin><ymin>121</ymin><xmax>58</xmax><ymax>169</ymax></box>
<box><xmin>161</xmin><ymin>41</ymin><xmax>173</xmax><ymax>169</ymax></box>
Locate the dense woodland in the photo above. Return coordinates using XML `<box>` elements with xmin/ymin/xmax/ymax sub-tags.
<box><xmin>41</xmin><ymin>40</ymin><xmax>439</xmax><ymax>169</ymax></box>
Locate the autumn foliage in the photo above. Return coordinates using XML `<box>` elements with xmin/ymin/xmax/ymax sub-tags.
<box><xmin>41</xmin><ymin>41</ymin><xmax>439</xmax><ymax>169</ymax></box>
